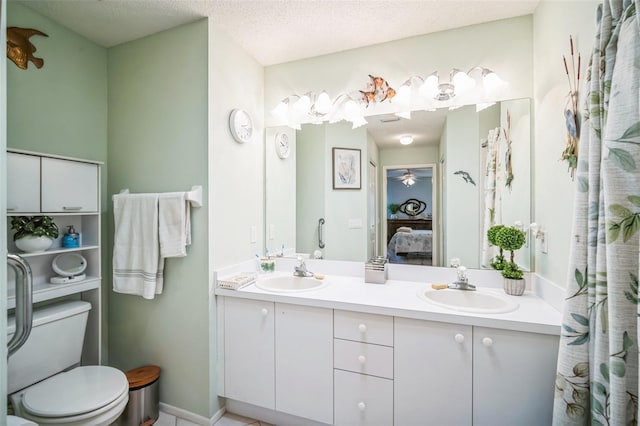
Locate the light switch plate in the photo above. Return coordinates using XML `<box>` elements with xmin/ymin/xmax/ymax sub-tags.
<box><xmin>250</xmin><ymin>225</ymin><xmax>257</xmax><ymax>243</ymax></box>
<box><xmin>348</xmin><ymin>218</ymin><xmax>363</xmax><ymax>229</ymax></box>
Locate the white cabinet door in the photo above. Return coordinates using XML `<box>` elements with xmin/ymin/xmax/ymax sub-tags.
<box><xmin>223</xmin><ymin>297</ymin><xmax>275</xmax><ymax>409</ymax></box>
<box><xmin>394</xmin><ymin>317</ymin><xmax>472</xmax><ymax>426</ymax></box>
<box><xmin>275</xmin><ymin>303</ymin><xmax>333</xmax><ymax>424</ymax></box>
<box><xmin>7</xmin><ymin>152</ymin><xmax>40</xmax><ymax>213</ymax></box>
<box><xmin>334</xmin><ymin>369</ymin><xmax>393</xmax><ymax>426</ymax></box>
<box><xmin>41</xmin><ymin>157</ymin><xmax>98</xmax><ymax>212</ymax></box>
<box><xmin>473</xmin><ymin>327</ymin><xmax>559</xmax><ymax>426</ymax></box>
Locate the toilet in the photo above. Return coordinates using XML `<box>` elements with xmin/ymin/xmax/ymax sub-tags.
<box><xmin>8</xmin><ymin>301</ymin><xmax>129</xmax><ymax>426</ymax></box>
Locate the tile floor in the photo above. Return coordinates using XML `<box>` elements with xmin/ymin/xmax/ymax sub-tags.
<box><xmin>155</xmin><ymin>410</ymin><xmax>274</xmax><ymax>426</ymax></box>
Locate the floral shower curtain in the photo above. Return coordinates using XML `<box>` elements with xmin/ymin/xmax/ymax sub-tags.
<box><xmin>553</xmin><ymin>0</ymin><xmax>640</xmax><ymax>425</ymax></box>
<box><xmin>481</xmin><ymin>127</ymin><xmax>504</xmax><ymax>268</ymax></box>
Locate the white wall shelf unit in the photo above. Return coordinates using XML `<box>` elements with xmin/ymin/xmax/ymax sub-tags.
<box><xmin>6</xmin><ymin>149</ymin><xmax>103</xmax><ymax>365</ymax></box>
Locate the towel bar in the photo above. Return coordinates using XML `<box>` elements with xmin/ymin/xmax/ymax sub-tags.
<box><xmin>116</xmin><ymin>185</ymin><xmax>203</xmax><ymax>208</ymax></box>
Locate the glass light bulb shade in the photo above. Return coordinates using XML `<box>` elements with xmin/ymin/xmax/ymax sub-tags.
<box><xmin>351</xmin><ymin>116</ymin><xmax>368</xmax><ymax>129</ymax></box>
<box><xmin>394</xmin><ymin>111</ymin><xmax>411</xmax><ymax>119</ymax></box>
<box><xmin>343</xmin><ymin>99</ymin><xmax>361</xmax><ymax>121</ymax></box>
<box><xmin>452</xmin><ymin>70</ymin><xmax>475</xmax><ymax>94</ymax></box>
<box><xmin>483</xmin><ymin>71</ymin><xmax>506</xmax><ymax>91</ymax></box>
<box><xmin>271</xmin><ymin>100</ymin><xmax>289</xmax><ymax>119</ymax></box>
<box><xmin>400</xmin><ymin>136</ymin><xmax>414</xmax><ymax>145</ymax></box>
<box><xmin>293</xmin><ymin>94</ymin><xmax>311</xmax><ymax>114</ymax></box>
<box><xmin>394</xmin><ymin>84</ymin><xmax>412</xmax><ymax>106</ymax></box>
<box><xmin>314</xmin><ymin>91</ymin><xmax>332</xmax><ymax>115</ymax></box>
<box><xmin>419</xmin><ymin>74</ymin><xmax>439</xmax><ymax>98</ymax></box>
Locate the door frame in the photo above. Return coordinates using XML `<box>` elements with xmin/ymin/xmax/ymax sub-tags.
<box><xmin>382</xmin><ymin>163</ymin><xmax>437</xmax><ymax>264</ymax></box>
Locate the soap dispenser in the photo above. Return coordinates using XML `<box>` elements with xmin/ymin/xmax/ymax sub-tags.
<box><xmin>62</xmin><ymin>225</ymin><xmax>80</xmax><ymax>248</ymax></box>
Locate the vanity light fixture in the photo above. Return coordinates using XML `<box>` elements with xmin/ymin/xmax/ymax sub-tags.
<box><xmin>270</xmin><ymin>67</ymin><xmax>506</xmax><ymax>129</ymax></box>
<box><xmin>399</xmin><ymin>135</ymin><xmax>414</xmax><ymax>145</ymax></box>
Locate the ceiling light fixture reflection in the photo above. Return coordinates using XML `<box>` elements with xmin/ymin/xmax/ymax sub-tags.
<box><xmin>400</xmin><ymin>135</ymin><xmax>414</xmax><ymax>145</ymax></box>
<box><xmin>402</xmin><ymin>170</ymin><xmax>416</xmax><ymax>186</ymax></box>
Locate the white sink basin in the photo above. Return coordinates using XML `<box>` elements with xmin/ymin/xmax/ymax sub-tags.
<box><xmin>418</xmin><ymin>287</ymin><xmax>519</xmax><ymax>314</ymax></box>
<box><xmin>256</xmin><ymin>275</ymin><xmax>328</xmax><ymax>293</ymax></box>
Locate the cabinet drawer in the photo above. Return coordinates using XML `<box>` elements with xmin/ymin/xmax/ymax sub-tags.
<box><xmin>334</xmin><ymin>369</ymin><xmax>393</xmax><ymax>426</ymax></box>
<box><xmin>41</xmin><ymin>157</ymin><xmax>99</xmax><ymax>212</ymax></box>
<box><xmin>334</xmin><ymin>310</ymin><xmax>393</xmax><ymax>346</ymax></box>
<box><xmin>334</xmin><ymin>339</ymin><xmax>393</xmax><ymax>379</ymax></box>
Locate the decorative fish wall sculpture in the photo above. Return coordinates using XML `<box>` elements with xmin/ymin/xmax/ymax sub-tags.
<box><xmin>7</xmin><ymin>27</ymin><xmax>48</xmax><ymax>69</ymax></box>
<box><xmin>360</xmin><ymin>74</ymin><xmax>396</xmax><ymax>106</ymax></box>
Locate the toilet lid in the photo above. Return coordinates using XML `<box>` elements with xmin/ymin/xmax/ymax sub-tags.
<box><xmin>23</xmin><ymin>366</ymin><xmax>128</xmax><ymax>417</ymax></box>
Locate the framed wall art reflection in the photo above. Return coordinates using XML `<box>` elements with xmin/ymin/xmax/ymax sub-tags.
<box><xmin>332</xmin><ymin>147</ymin><xmax>361</xmax><ymax>190</ymax></box>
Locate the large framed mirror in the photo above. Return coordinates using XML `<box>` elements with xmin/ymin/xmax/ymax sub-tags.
<box><xmin>265</xmin><ymin>98</ymin><xmax>532</xmax><ymax>272</ymax></box>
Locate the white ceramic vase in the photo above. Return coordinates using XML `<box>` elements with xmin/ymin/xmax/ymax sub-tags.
<box><xmin>503</xmin><ymin>277</ymin><xmax>526</xmax><ymax>296</ymax></box>
<box><xmin>15</xmin><ymin>235</ymin><xmax>54</xmax><ymax>253</ymax></box>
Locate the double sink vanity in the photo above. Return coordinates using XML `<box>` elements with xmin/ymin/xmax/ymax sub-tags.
<box><xmin>215</xmin><ymin>259</ymin><xmax>561</xmax><ymax>426</ymax></box>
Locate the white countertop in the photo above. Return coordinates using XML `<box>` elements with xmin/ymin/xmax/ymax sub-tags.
<box><xmin>215</xmin><ymin>270</ymin><xmax>562</xmax><ymax>336</ymax></box>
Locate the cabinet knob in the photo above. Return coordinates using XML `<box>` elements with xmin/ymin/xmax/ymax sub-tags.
<box><xmin>358</xmin><ymin>323</ymin><xmax>367</xmax><ymax>333</ymax></box>
<box><xmin>358</xmin><ymin>355</ymin><xmax>366</xmax><ymax>364</ymax></box>
<box><xmin>482</xmin><ymin>337</ymin><xmax>493</xmax><ymax>347</ymax></box>
<box><xmin>261</xmin><ymin>308</ymin><xmax>269</xmax><ymax>316</ymax></box>
<box><xmin>357</xmin><ymin>402</ymin><xmax>366</xmax><ymax>411</ymax></box>
<box><xmin>454</xmin><ymin>333</ymin><xmax>465</xmax><ymax>343</ymax></box>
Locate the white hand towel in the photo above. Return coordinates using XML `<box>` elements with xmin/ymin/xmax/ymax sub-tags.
<box><xmin>158</xmin><ymin>192</ymin><xmax>191</xmax><ymax>258</ymax></box>
<box><xmin>112</xmin><ymin>193</ymin><xmax>164</xmax><ymax>299</ymax></box>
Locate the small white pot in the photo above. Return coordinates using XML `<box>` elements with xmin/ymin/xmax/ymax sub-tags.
<box><xmin>503</xmin><ymin>277</ymin><xmax>526</xmax><ymax>296</ymax></box>
<box><xmin>15</xmin><ymin>236</ymin><xmax>54</xmax><ymax>253</ymax></box>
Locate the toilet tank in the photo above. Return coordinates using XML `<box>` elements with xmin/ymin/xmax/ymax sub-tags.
<box><xmin>8</xmin><ymin>300</ymin><xmax>91</xmax><ymax>394</ymax></box>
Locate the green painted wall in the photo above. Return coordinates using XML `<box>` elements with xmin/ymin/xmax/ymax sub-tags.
<box><xmin>7</xmin><ymin>2</ymin><xmax>107</xmax><ymax>162</ymax></box>
<box><xmin>107</xmin><ymin>20</ymin><xmax>210</xmax><ymax>417</ymax></box>
<box><xmin>6</xmin><ymin>1</ymin><xmax>109</xmax><ymax>360</ymax></box>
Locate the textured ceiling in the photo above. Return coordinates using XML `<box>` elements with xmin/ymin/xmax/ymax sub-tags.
<box><xmin>21</xmin><ymin>0</ymin><xmax>539</xmax><ymax>66</ymax></box>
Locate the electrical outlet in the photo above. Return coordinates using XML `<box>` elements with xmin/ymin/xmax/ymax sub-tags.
<box><xmin>269</xmin><ymin>224</ymin><xmax>276</xmax><ymax>240</ymax></box>
<box><xmin>250</xmin><ymin>225</ymin><xmax>257</xmax><ymax>243</ymax></box>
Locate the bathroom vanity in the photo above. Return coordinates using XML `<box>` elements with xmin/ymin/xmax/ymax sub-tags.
<box><xmin>215</xmin><ymin>267</ymin><xmax>561</xmax><ymax>426</ymax></box>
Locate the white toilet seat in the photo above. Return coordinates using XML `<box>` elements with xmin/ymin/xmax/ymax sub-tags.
<box><xmin>12</xmin><ymin>366</ymin><xmax>129</xmax><ymax>426</ymax></box>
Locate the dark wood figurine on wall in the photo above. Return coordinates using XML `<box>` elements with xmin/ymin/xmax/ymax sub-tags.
<box><xmin>7</xmin><ymin>26</ymin><xmax>48</xmax><ymax>69</ymax></box>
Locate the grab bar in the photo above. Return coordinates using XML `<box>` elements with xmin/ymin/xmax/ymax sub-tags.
<box><xmin>318</xmin><ymin>218</ymin><xmax>325</xmax><ymax>249</ymax></box>
<box><xmin>7</xmin><ymin>254</ymin><xmax>33</xmax><ymax>358</ymax></box>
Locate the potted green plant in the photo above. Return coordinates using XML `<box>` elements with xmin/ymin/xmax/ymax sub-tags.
<box><xmin>487</xmin><ymin>224</ymin><xmax>506</xmax><ymax>270</ymax></box>
<box><xmin>11</xmin><ymin>216</ymin><xmax>59</xmax><ymax>253</ymax></box>
<box><xmin>388</xmin><ymin>203</ymin><xmax>401</xmax><ymax>219</ymax></box>
<box><xmin>495</xmin><ymin>226</ymin><xmax>526</xmax><ymax>296</ymax></box>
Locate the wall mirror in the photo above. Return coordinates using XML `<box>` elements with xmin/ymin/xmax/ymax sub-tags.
<box><xmin>265</xmin><ymin>97</ymin><xmax>532</xmax><ymax>271</ymax></box>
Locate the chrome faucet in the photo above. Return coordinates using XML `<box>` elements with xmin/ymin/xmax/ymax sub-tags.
<box><xmin>449</xmin><ymin>266</ymin><xmax>476</xmax><ymax>291</ymax></box>
<box><xmin>293</xmin><ymin>256</ymin><xmax>314</xmax><ymax>277</ymax></box>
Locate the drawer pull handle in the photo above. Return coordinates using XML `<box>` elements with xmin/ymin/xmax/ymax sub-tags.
<box><xmin>63</xmin><ymin>206</ymin><xmax>83</xmax><ymax>211</ymax></box>
<box><xmin>358</xmin><ymin>355</ymin><xmax>366</xmax><ymax>364</ymax></box>
<box><xmin>7</xmin><ymin>207</ymin><xmax>16</xmax><ymax>211</ymax></box>
<box><xmin>357</xmin><ymin>402</ymin><xmax>366</xmax><ymax>411</ymax></box>
<box><xmin>482</xmin><ymin>337</ymin><xmax>493</xmax><ymax>347</ymax></box>
<box><xmin>261</xmin><ymin>308</ymin><xmax>269</xmax><ymax>316</ymax></box>
<box><xmin>358</xmin><ymin>323</ymin><xmax>367</xmax><ymax>333</ymax></box>
<box><xmin>454</xmin><ymin>333</ymin><xmax>465</xmax><ymax>344</ymax></box>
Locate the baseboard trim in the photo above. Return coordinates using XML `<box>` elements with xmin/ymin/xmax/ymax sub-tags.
<box><xmin>159</xmin><ymin>402</ymin><xmax>226</xmax><ymax>426</ymax></box>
